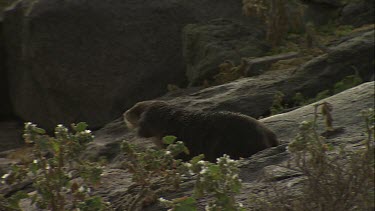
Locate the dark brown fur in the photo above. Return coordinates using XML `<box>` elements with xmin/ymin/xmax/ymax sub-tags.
<box><xmin>124</xmin><ymin>100</ymin><xmax>279</xmax><ymax>162</ymax></box>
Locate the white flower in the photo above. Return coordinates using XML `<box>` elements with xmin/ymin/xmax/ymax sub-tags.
<box><xmin>84</xmin><ymin>129</ymin><xmax>91</xmax><ymax>134</ymax></box>
<box><xmin>165</xmin><ymin>151</ymin><xmax>171</xmax><ymax>155</ymax></box>
<box><xmin>33</xmin><ymin>159</ymin><xmax>38</xmax><ymax>164</ymax></box>
<box><xmin>184</xmin><ymin>163</ymin><xmax>192</xmax><ymax>168</ymax></box>
<box><xmin>78</xmin><ymin>186</ymin><xmax>85</xmax><ymax>192</ymax></box>
<box><xmin>45</xmin><ymin>164</ymin><xmax>50</xmax><ymax>170</ymax></box>
<box><xmin>2</xmin><ymin>173</ymin><xmax>10</xmax><ymax>179</ymax></box>
<box><xmin>158</xmin><ymin>197</ymin><xmax>168</xmax><ymax>203</ymax></box>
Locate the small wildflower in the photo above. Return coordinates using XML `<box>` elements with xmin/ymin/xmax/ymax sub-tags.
<box><xmin>184</xmin><ymin>163</ymin><xmax>192</xmax><ymax>168</ymax></box>
<box><xmin>78</xmin><ymin>186</ymin><xmax>85</xmax><ymax>192</ymax></box>
<box><xmin>159</xmin><ymin>197</ymin><xmax>168</xmax><ymax>203</ymax></box>
<box><xmin>33</xmin><ymin>159</ymin><xmax>38</xmax><ymax>164</ymax></box>
<box><xmin>2</xmin><ymin>173</ymin><xmax>10</xmax><ymax>179</ymax></box>
<box><xmin>165</xmin><ymin>151</ymin><xmax>171</xmax><ymax>155</ymax></box>
<box><xmin>200</xmin><ymin>167</ymin><xmax>208</xmax><ymax>175</ymax></box>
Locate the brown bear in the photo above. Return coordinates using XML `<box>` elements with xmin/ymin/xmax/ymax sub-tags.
<box><xmin>124</xmin><ymin>100</ymin><xmax>279</xmax><ymax>162</ymax></box>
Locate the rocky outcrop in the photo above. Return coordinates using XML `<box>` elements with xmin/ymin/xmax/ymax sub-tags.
<box><xmin>182</xmin><ymin>19</ymin><xmax>268</xmax><ymax>86</ymax></box>
<box><xmin>2</xmin><ymin>0</ymin><xmax>250</xmax><ymax>130</ymax></box>
<box><xmin>83</xmin><ymin>30</ymin><xmax>374</xmax><ymax>161</ymax></box>
<box><xmin>89</xmin><ymin>81</ymin><xmax>374</xmax><ymax>210</ymax></box>
<box><xmin>171</xmin><ymin>30</ymin><xmax>374</xmax><ymax>115</ymax></box>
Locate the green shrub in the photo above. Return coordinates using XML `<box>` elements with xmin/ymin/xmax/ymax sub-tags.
<box><xmin>121</xmin><ymin>136</ymin><xmax>245</xmax><ymax>210</ymax></box>
<box><xmin>1</xmin><ymin>122</ymin><xmax>111</xmax><ymax>211</ymax></box>
<box><xmin>118</xmin><ymin>136</ymin><xmax>190</xmax><ymax>210</ymax></box>
<box><xmin>251</xmin><ymin>106</ymin><xmax>374</xmax><ymax>210</ymax></box>
<box><xmin>160</xmin><ymin>155</ymin><xmax>244</xmax><ymax>211</ymax></box>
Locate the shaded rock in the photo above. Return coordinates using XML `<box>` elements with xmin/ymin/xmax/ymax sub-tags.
<box><xmin>339</xmin><ymin>0</ymin><xmax>375</xmax><ymax>27</ymax></box>
<box><xmin>291</xmin><ymin>30</ymin><xmax>374</xmax><ymax>98</ymax></box>
<box><xmin>303</xmin><ymin>0</ymin><xmax>343</xmax><ymax>7</ymax></box>
<box><xmin>2</xmin><ymin>0</ymin><xmax>248</xmax><ymax>130</ymax></box>
<box><xmin>0</xmin><ymin>120</ymin><xmax>23</xmax><ymax>152</ymax></box>
<box><xmin>0</xmin><ymin>19</ymin><xmax>13</xmax><ymax>118</ymax></box>
<box><xmin>302</xmin><ymin>0</ymin><xmax>342</xmax><ymax>25</ymax></box>
<box><xmin>244</xmin><ymin>51</ymin><xmax>300</xmax><ymax>76</ymax></box>
<box><xmin>302</xmin><ymin>0</ymin><xmax>374</xmax><ymax>26</ymax></box>
<box><xmin>183</xmin><ymin>18</ymin><xmax>269</xmax><ymax>86</ymax></box>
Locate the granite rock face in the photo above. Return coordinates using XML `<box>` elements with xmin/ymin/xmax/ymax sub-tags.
<box><xmin>182</xmin><ymin>18</ymin><xmax>268</xmax><ymax>86</ymax></box>
<box><xmin>2</xmin><ymin>0</ymin><xmax>248</xmax><ymax>130</ymax></box>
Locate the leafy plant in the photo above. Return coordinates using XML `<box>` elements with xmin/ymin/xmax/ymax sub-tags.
<box><xmin>118</xmin><ymin>136</ymin><xmax>190</xmax><ymax>210</ymax></box>
<box><xmin>1</xmin><ymin>122</ymin><xmax>111</xmax><ymax>211</ymax></box>
<box><xmin>253</xmin><ymin>106</ymin><xmax>374</xmax><ymax>210</ymax></box>
<box><xmin>333</xmin><ymin>70</ymin><xmax>362</xmax><ymax>94</ymax></box>
<box><xmin>270</xmin><ymin>91</ymin><xmax>286</xmax><ymax>115</ymax></box>
<box><xmin>120</xmin><ymin>136</ymin><xmax>245</xmax><ymax>210</ymax></box>
<box><xmin>160</xmin><ymin>154</ymin><xmax>245</xmax><ymax>211</ymax></box>
<box><xmin>242</xmin><ymin>0</ymin><xmax>304</xmax><ymax>46</ymax></box>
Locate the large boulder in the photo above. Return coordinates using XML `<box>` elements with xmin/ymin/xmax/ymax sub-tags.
<box><xmin>0</xmin><ymin>19</ymin><xmax>13</xmax><ymax>118</ymax></box>
<box><xmin>2</xmin><ymin>0</ymin><xmax>250</xmax><ymax>130</ymax></box>
<box><xmin>182</xmin><ymin>18</ymin><xmax>268</xmax><ymax>86</ymax></box>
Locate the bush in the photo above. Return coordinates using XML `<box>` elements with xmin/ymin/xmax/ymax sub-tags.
<box><xmin>251</xmin><ymin>106</ymin><xmax>374</xmax><ymax>210</ymax></box>
<box><xmin>1</xmin><ymin>122</ymin><xmax>111</xmax><ymax>211</ymax></box>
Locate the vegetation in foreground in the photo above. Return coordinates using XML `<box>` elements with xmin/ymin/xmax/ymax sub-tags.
<box><xmin>1</xmin><ymin>106</ymin><xmax>373</xmax><ymax>211</ymax></box>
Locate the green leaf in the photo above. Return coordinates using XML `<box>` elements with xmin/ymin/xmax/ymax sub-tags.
<box><xmin>29</xmin><ymin>162</ymin><xmax>38</xmax><ymax>175</ymax></box>
<box><xmin>74</xmin><ymin>122</ymin><xmax>88</xmax><ymax>132</ymax></box>
<box><xmin>33</xmin><ymin>127</ymin><xmax>46</xmax><ymax>134</ymax></box>
<box><xmin>163</xmin><ymin>136</ymin><xmax>177</xmax><ymax>145</ymax></box>
<box><xmin>51</xmin><ymin>141</ymin><xmax>60</xmax><ymax>153</ymax></box>
<box><xmin>174</xmin><ymin>197</ymin><xmax>197</xmax><ymax>211</ymax></box>
<box><xmin>207</xmin><ymin>165</ymin><xmax>220</xmax><ymax>175</ymax></box>
<box><xmin>8</xmin><ymin>191</ymin><xmax>28</xmax><ymax>208</ymax></box>
<box><xmin>190</xmin><ymin>154</ymin><xmax>204</xmax><ymax>164</ymax></box>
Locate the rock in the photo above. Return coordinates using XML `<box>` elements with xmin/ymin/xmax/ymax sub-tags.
<box><xmin>0</xmin><ymin>19</ymin><xmax>13</xmax><ymax>118</ymax></box>
<box><xmin>244</xmin><ymin>51</ymin><xmax>300</xmax><ymax>76</ymax></box>
<box><xmin>291</xmin><ymin>30</ymin><xmax>374</xmax><ymax>98</ymax></box>
<box><xmin>183</xmin><ymin>18</ymin><xmax>269</xmax><ymax>86</ymax></box>
<box><xmin>0</xmin><ymin>120</ymin><xmax>23</xmax><ymax>152</ymax></box>
<box><xmin>339</xmin><ymin>0</ymin><xmax>375</xmax><ymax>27</ymax></box>
<box><xmin>302</xmin><ymin>0</ymin><xmax>342</xmax><ymax>25</ymax></box>
<box><xmin>2</xmin><ymin>0</ymin><xmax>248</xmax><ymax>130</ymax></box>
<box><xmin>304</xmin><ymin>0</ymin><xmax>343</xmax><ymax>7</ymax></box>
